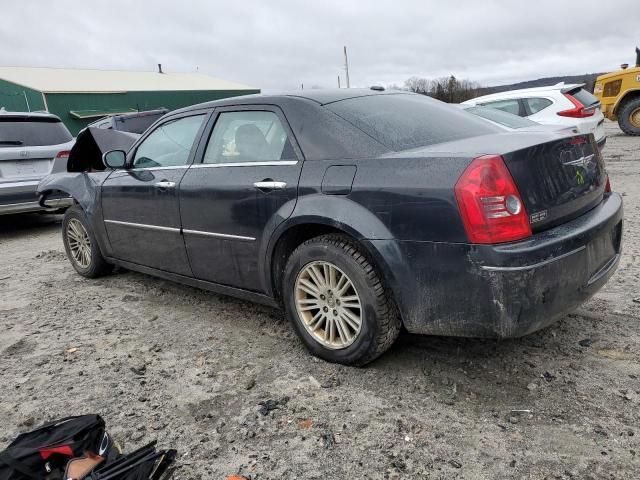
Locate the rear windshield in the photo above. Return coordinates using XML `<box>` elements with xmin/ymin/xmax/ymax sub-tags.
<box><xmin>0</xmin><ymin>118</ymin><xmax>72</xmax><ymax>147</ymax></box>
<box><xmin>326</xmin><ymin>94</ymin><xmax>500</xmax><ymax>151</ymax></box>
<box><xmin>464</xmin><ymin>106</ymin><xmax>538</xmax><ymax>129</ymax></box>
<box><xmin>569</xmin><ymin>88</ymin><xmax>599</xmax><ymax>108</ymax></box>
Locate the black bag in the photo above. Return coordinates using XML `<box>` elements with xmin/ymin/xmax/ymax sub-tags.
<box><xmin>0</xmin><ymin>415</ymin><xmax>105</xmax><ymax>480</ymax></box>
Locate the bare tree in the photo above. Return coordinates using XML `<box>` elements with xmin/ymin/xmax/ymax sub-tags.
<box><xmin>404</xmin><ymin>75</ymin><xmax>482</xmax><ymax>103</ymax></box>
<box><xmin>404</xmin><ymin>77</ymin><xmax>432</xmax><ymax>95</ymax></box>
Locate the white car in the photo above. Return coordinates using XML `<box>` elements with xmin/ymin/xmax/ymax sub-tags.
<box><xmin>462</xmin><ymin>83</ymin><xmax>606</xmax><ymax>149</ymax></box>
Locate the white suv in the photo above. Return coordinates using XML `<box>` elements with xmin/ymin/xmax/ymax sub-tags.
<box><xmin>463</xmin><ymin>83</ymin><xmax>606</xmax><ymax>148</ymax></box>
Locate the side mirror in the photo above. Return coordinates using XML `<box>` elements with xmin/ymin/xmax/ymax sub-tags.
<box><xmin>102</xmin><ymin>150</ymin><xmax>127</xmax><ymax>169</ymax></box>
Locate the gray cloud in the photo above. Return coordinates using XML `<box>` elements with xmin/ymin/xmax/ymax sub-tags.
<box><xmin>2</xmin><ymin>0</ymin><xmax>638</xmax><ymax>90</ymax></box>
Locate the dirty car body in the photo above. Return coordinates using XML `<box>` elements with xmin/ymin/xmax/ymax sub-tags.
<box><xmin>38</xmin><ymin>90</ymin><xmax>623</xmax><ymax>357</ymax></box>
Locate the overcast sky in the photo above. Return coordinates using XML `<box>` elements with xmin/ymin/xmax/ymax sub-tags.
<box><xmin>3</xmin><ymin>0</ymin><xmax>639</xmax><ymax>90</ymax></box>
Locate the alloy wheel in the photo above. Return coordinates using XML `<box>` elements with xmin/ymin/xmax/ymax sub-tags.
<box><xmin>66</xmin><ymin>218</ymin><xmax>92</xmax><ymax>269</ymax></box>
<box><xmin>294</xmin><ymin>260</ymin><xmax>363</xmax><ymax>349</ymax></box>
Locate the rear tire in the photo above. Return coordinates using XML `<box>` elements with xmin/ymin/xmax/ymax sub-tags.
<box><xmin>62</xmin><ymin>205</ymin><xmax>110</xmax><ymax>278</ymax></box>
<box><xmin>282</xmin><ymin>234</ymin><xmax>400</xmax><ymax>366</ymax></box>
<box><xmin>617</xmin><ymin>97</ymin><xmax>640</xmax><ymax>135</ymax></box>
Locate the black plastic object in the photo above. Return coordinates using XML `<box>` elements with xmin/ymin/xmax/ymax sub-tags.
<box><xmin>88</xmin><ymin>442</ymin><xmax>176</xmax><ymax>480</ymax></box>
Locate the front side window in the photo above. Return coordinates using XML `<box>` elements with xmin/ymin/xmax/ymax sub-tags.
<box><xmin>132</xmin><ymin>114</ymin><xmax>205</xmax><ymax>168</ymax></box>
<box><xmin>203</xmin><ymin>111</ymin><xmax>296</xmax><ymax>164</ymax></box>
<box><xmin>481</xmin><ymin>99</ymin><xmax>521</xmax><ymax>116</ymax></box>
<box><xmin>525</xmin><ymin>97</ymin><xmax>553</xmax><ymax>115</ymax></box>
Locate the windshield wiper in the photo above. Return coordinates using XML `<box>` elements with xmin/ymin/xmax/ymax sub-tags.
<box><xmin>0</xmin><ymin>140</ymin><xmax>23</xmax><ymax>145</ymax></box>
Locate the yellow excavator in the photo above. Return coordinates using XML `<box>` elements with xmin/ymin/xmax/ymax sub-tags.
<box><xmin>593</xmin><ymin>47</ymin><xmax>640</xmax><ymax>135</ymax></box>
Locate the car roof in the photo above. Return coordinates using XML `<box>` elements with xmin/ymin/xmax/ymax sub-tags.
<box><xmin>172</xmin><ymin>88</ymin><xmax>412</xmax><ymax>114</ymax></box>
<box><xmin>0</xmin><ymin>110</ymin><xmax>62</xmax><ymax>121</ymax></box>
<box><xmin>465</xmin><ymin>82</ymin><xmax>585</xmax><ymax>103</ymax></box>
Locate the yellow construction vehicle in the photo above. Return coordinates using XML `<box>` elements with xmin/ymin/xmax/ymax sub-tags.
<box><xmin>594</xmin><ymin>47</ymin><xmax>640</xmax><ymax>135</ymax></box>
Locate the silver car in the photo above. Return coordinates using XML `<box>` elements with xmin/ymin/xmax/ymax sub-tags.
<box><xmin>0</xmin><ymin>111</ymin><xmax>75</xmax><ymax>214</ymax></box>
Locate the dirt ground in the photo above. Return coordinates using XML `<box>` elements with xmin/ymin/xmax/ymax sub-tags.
<box><xmin>1</xmin><ymin>121</ymin><xmax>639</xmax><ymax>479</ymax></box>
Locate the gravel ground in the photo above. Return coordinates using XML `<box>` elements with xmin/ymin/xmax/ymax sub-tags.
<box><xmin>1</xmin><ymin>121</ymin><xmax>639</xmax><ymax>479</ymax></box>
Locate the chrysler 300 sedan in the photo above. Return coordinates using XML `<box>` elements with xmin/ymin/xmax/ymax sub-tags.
<box><xmin>38</xmin><ymin>89</ymin><xmax>623</xmax><ymax>365</ymax></box>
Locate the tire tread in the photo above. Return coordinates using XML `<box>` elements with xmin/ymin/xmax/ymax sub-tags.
<box><xmin>290</xmin><ymin>234</ymin><xmax>401</xmax><ymax>365</ymax></box>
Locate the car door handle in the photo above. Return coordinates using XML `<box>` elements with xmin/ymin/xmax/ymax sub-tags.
<box><xmin>155</xmin><ymin>181</ymin><xmax>176</xmax><ymax>188</ymax></box>
<box><xmin>253</xmin><ymin>181</ymin><xmax>287</xmax><ymax>190</ymax></box>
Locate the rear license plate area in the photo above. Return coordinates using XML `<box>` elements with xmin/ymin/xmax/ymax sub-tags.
<box><xmin>586</xmin><ymin>220</ymin><xmax>622</xmax><ymax>279</ymax></box>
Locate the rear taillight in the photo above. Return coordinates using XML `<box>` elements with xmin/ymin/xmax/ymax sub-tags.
<box><xmin>557</xmin><ymin>93</ymin><xmax>595</xmax><ymax>118</ymax></box>
<box><xmin>55</xmin><ymin>150</ymin><xmax>71</xmax><ymax>159</ymax></box>
<box><xmin>455</xmin><ymin>155</ymin><xmax>532</xmax><ymax>244</ymax></box>
<box><xmin>605</xmin><ymin>175</ymin><xmax>611</xmax><ymax>193</ymax></box>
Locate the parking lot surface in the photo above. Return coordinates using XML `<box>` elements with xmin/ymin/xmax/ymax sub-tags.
<box><xmin>1</xmin><ymin>122</ymin><xmax>639</xmax><ymax>479</ymax></box>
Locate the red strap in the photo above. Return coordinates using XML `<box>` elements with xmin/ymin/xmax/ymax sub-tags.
<box><xmin>39</xmin><ymin>445</ymin><xmax>74</xmax><ymax>460</ymax></box>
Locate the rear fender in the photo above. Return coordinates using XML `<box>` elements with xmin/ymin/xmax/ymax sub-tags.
<box><xmin>260</xmin><ymin>194</ymin><xmax>408</xmax><ymax>306</ymax></box>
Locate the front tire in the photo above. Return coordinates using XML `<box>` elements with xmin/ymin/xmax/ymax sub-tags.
<box><xmin>282</xmin><ymin>234</ymin><xmax>400</xmax><ymax>366</ymax></box>
<box><xmin>62</xmin><ymin>205</ymin><xmax>110</xmax><ymax>278</ymax></box>
<box><xmin>618</xmin><ymin>97</ymin><xmax>640</xmax><ymax>135</ymax></box>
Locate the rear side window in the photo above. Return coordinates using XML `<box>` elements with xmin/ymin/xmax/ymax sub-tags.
<box><xmin>0</xmin><ymin>118</ymin><xmax>72</xmax><ymax>147</ymax></box>
<box><xmin>203</xmin><ymin>111</ymin><xmax>296</xmax><ymax>164</ymax></box>
<box><xmin>524</xmin><ymin>97</ymin><xmax>553</xmax><ymax>114</ymax></box>
<box><xmin>464</xmin><ymin>106</ymin><xmax>538</xmax><ymax>129</ymax></box>
<box><xmin>569</xmin><ymin>88</ymin><xmax>599</xmax><ymax>107</ymax></box>
<box><xmin>480</xmin><ymin>99</ymin><xmax>521</xmax><ymax>116</ymax></box>
<box><xmin>326</xmin><ymin>94</ymin><xmax>499</xmax><ymax>151</ymax></box>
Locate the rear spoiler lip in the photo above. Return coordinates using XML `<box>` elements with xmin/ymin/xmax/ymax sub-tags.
<box><xmin>560</xmin><ymin>83</ymin><xmax>586</xmax><ymax>94</ymax></box>
<box><xmin>560</xmin><ymin>84</ymin><xmax>601</xmax><ymax>109</ymax></box>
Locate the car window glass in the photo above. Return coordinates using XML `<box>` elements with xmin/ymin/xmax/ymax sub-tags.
<box><xmin>465</xmin><ymin>106</ymin><xmax>538</xmax><ymax>128</ymax></box>
<box><xmin>480</xmin><ymin>99</ymin><xmax>521</xmax><ymax>116</ymax></box>
<box><xmin>132</xmin><ymin>115</ymin><xmax>205</xmax><ymax>169</ymax></box>
<box><xmin>0</xmin><ymin>119</ymin><xmax>72</xmax><ymax>147</ymax></box>
<box><xmin>203</xmin><ymin>111</ymin><xmax>296</xmax><ymax>164</ymax></box>
<box><xmin>525</xmin><ymin>97</ymin><xmax>553</xmax><ymax>114</ymax></box>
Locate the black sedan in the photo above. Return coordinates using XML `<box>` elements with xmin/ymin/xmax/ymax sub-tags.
<box><xmin>38</xmin><ymin>89</ymin><xmax>623</xmax><ymax>365</ymax></box>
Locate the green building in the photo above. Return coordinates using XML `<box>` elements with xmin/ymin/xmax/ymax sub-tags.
<box><xmin>0</xmin><ymin>66</ymin><xmax>259</xmax><ymax>134</ymax></box>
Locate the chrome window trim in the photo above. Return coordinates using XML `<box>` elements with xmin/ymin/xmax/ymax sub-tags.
<box><xmin>104</xmin><ymin>219</ymin><xmax>180</xmax><ymax>233</ymax></box>
<box><xmin>182</xmin><ymin>229</ymin><xmax>255</xmax><ymax>241</ymax></box>
<box><xmin>129</xmin><ymin>165</ymin><xmax>190</xmax><ymax>171</ymax></box>
<box><xmin>191</xmin><ymin>160</ymin><xmax>298</xmax><ymax>169</ymax></box>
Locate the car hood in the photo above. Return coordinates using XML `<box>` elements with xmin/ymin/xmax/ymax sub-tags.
<box><xmin>67</xmin><ymin>127</ymin><xmax>139</xmax><ymax>172</ymax></box>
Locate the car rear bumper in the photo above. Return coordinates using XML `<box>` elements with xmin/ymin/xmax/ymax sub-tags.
<box><xmin>368</xmin><ymin>193</ymin><xmax>623</xmax><ymax>338</ymax></box>
<box><xmin>0</xmin><ymin>179</ymin><xmax>73</xmax><ymax>215</ymax></box>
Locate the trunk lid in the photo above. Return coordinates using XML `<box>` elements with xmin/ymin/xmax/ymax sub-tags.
<box><xmin>501</xmin><ymin>134</ymin><xmax>606</xmax><ymax>231</ymax></box>
<box><xmin>392</xmin><ymin>130</ymin><xmax>607</xmax><ymax>233</ymax></box>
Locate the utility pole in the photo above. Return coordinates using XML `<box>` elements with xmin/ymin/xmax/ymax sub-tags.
<box><xmin>337</xmin><ymin>75</ymin><xmax>341</xmax><ymax>88</ymax></box>
<box><xmin>343</xmin><ymin>46</ymin><xmax>350</xmax><ymax>88</ymax></box>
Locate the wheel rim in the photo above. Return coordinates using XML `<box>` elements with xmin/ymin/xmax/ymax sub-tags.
<box><xmin>630</xmin><ymin>107</ymin><xmax>640</xmax><ymax>129</ymax></box>
<box><xmin>66</xmin><ymin>218</ymin><xmax>92</xmax><ymax>269</ymax></box>
<box><xmin>294</xmin><ymin>260</ymin><xmax>363</xmax><ymax>350</ymax></box>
